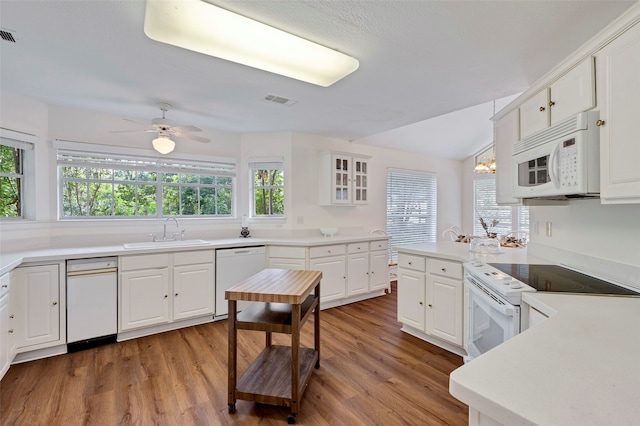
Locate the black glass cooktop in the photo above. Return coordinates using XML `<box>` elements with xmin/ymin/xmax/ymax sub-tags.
<box><xmin>489</xmin><ymin>263</ymin><xmax>639</xmax><ymax>296</ymax></box>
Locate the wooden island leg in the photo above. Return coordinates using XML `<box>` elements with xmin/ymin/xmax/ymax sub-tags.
<box><xmin>289</xmin><ymin>302</ymin><xmax>301</xmax><ymax>423</ymax></box>
<box><xmin>228</xmin><ymin>299</ymin><xmax>237</xmax><ymax>413</ymax></box>
<box><xmin>314</xmin><ymin>283</ymin><xmax>320</xmax><ymax>368</ymax></box>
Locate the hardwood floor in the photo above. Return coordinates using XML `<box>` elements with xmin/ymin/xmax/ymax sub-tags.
<box><xmin>0</xmin><ymin>283</ymin><xmax>468</xmax><ymax>425</ymax></box>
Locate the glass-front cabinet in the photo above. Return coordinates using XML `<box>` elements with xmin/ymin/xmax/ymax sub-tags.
<box><xmin>319</xmin><ymin>152</ymin><xmax>370</xmax><ymax>206</ymax></box>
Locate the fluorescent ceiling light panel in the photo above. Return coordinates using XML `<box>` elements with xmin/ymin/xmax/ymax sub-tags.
<box><xmin>144</xmin><ymin>0</ymin><xmax>359</xmax><ymax>87</ymax></box>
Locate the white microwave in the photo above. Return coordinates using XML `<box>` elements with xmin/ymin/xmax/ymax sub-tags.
<box><xmin>512</xmin><ymin>111</ymin><xmax>600</xmax><ymax>199</ymax></box>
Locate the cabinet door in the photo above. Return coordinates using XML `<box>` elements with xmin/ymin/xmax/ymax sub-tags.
<box><xmin>519</xmin><ymin>88</ymin><xmax>549</xmax><ymax>139</ymax></box>
<box><xmin>425</xmin><ymin>274</ymin><xmax>463</xmax><ymax>346</ymax></box>
<box><xmin>597</xmin><ymin>22</ymin><xmax>640</xmax><ymax>204</ymax></box>
<box><xmin>397</xmin><ymin>269</ymin><xmax>425</xmax><ymax>330</ymax></box>
<box><xmin>310</xmin><ymin>256</ymin><xmax>346</xmax><ymax>303</ymax></box>
<box><xmin>268</xmin><ymin>258</ymin><xmax>307</xmax><ymax>270</ymax></box>
<box><xmin>347</xmin><ymin>253</ymin><xmax>369</xmax><ymax>296</ymax></box>
<box><xmin>13</xmin><ymin>265</ymin><xmax>60</xmax><ymax>349</ymax></box>
<box><xmin>332</xmin><ymin>154</ymin><xmax>351</xmax><ymax>204</ymax></box>
<box><xmin>352</xmin><ymin>158</ymin><xmax>368</xmax><ymax>204</ymax></box>
<box><xmin>549</xmin><ymin>57</ymin><xmax>595</xmax><ymax>126</ymax></box>
<box><xmin>173</xmin><ymin>263</ymin><xmax>214</xmax><ymax>320</ymax></box>
<box><xmin>369</xmin><ymin>250</ymin><xmax>389</xmax><ymax>291</ymax></box>
<box><xmin>120</xmin><ymin>268</ymin><xmax>170</xmax><ymax>331</ymax></box>
<box><xmin>495</xmin><ymin>110</ymin><xmax>522</xmax><ymax>205</ymax></box>
<box><xmin>0</xmin><ymin>279</ymin><xmax>10</xmax><ymax>379</ymax></box>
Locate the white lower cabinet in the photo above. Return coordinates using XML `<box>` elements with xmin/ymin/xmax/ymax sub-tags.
<box><xmin>369</xmin><ymin>241</ymin><xmax>390</xmax><ymax>291</ymax></box>
<box><xmin>347</xmin><ymin>252</ymin><xmax>369</xmax><ymax>296</ymax></box>
<box><xmin>12</xmin><ymin>264</ymin><xmax>64</xmax><ymax>351</ymax></box>
<box><xmin>0</xmin><ymin>273</ymin><xmax>12</xmax><ymax>379</ymax></box>
<box><xmin>119</xmin><ymin>251</ymin><xmax>214</xmax><ymax>332</ymax></box>
<box><xmin>310</xmin><ymin>250</ymin><xmax>346</xmax><ymax>303</ymax></box>
<box><xmin>397</xmin><ymin>253</ymin><xmax>464</xmax><ymax>352</ymax></box>
<box><xmin>268</xmin><ymin>245</ymin><xmax>307</xmax><ymax>270</ymax></box>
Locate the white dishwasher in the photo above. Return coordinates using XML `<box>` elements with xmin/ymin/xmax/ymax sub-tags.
<box><xmin>66</xmin><ymin>257</ymin><xmax>118</xmax><ymax>350</ymax></box>
<box><xmin>215</xmin><ymin>246</ymin><xmax>266</xmax><ymax>317</ymax></box>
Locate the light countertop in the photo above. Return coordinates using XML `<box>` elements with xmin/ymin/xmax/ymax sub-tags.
<box><xmin>449</xmin><ymin>292</ymin><xmax>640</xmax><ymax>425</ymax></box>
<box><xmin>395</xmin><ymin>241</ymin><xmax>550</xmax><ymax>265</ymax></box>
<box><xmin>0</xmin><ymin>234</ymin><xmax>389</xmax><ymax>276</ymax></box>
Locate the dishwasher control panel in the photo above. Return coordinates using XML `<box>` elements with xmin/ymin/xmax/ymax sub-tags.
<box><xmin>67</xmin><ymin>257</ymin><xmax>118</xmax><ymax>273</ymax></box>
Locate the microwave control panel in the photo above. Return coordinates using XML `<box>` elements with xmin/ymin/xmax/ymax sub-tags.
<box><xmin>559</xmin><ymin>138</ymin><xmax>578</xmax><ymax>188</ymax></box>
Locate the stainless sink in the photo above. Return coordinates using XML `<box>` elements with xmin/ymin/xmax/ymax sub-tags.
<box><xmin>123</xmin><ymin>239</ymin><xmax>211</xmax><ymax>249</ymax></box>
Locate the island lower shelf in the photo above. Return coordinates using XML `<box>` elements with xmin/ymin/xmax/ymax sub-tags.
<box><xmin>236</xmin><ymin>345</ymin><xmax>318</xmax><ymax>406</ymax></box>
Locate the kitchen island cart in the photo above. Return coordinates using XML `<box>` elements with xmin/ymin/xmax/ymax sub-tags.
<box><xmin>226</xmin><ymin>268</ymin><xmax>322</xmax><ymax>424</ymax></box>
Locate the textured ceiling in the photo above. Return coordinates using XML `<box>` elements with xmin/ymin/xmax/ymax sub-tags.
<box><xmin>0</xmin><ymin>0</ymin><xmax>635</xmax><ymax>159</ymax></box>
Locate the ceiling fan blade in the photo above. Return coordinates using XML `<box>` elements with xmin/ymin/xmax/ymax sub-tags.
<box><xmin>171</xmin><ymin>125</ymin><xmax>203</xmax><ymax>132</ymax></box>
<box><xmin>173</xmin><ymin>132</ymin><xmax>210</xmax><ymax>143</ymax></box>
<box><xmin>122</xmin><ymin>118</ymin><xmax>149</xmax><ymax>126</ymax></box>
<box><xmin>109</xmin><ymin>129</ymin><xmax>156</xmax><ymax>134</ymax></box>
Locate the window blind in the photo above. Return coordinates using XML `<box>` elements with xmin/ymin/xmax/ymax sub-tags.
<box><xmin>386</xmin><ymin>169</ymin><xmax>437</xmax><ymax>261</ymax></box>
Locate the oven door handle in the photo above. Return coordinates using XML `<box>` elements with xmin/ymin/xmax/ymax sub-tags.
<box><xmin>466</xmin><ymin>280</ymin><xmax>517</xmax><ymax>316</ymax></box>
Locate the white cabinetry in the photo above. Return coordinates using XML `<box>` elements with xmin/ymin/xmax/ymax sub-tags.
<box><xmin>397</xmin><ymin>254</ymin><xmax>426</xmax><ymax>330</ymax></box>
<box><xmin>369</xmin><ymin>240</ymin><xmax>390</xmax><ymax>291</ymax></box>
<box><xmin>12</xmin><ymin>264</ymin><xmax>64</xmax><ymax>351</ymax></box>
<box><xmin>397</xmin><ymin>253</ymin><xmax>464</xmax><ymax>354</ymax></box>
<box><xmin>309</xmin><ymin>244</ymin><xmax>346</xmax><ymax>303</ymax></box>
<box><xmin>268</xmin><ymin>246</ymin><xmax>307</xmax><ymax>270</ymax></box>
<box><xmin>347</xmin><ymin>243</ymin><xmax>369</xmax><ymax>296</ymax></box>
<box><xmin>520</xmin><ymin>57</ymin><xmax>595</xmax><ymax>139</ymax></box>
<box><xmin>425</xmin><ymin>259</ymin><xmax>463</xmax><ymax>346</ymax></box>
<box><xmin>119</xmin><ymin>250</ymin><xmax>214</xmax><ymax>332</ymax></box>
<box><xmin>319</xmin><ymin>152</ymin><xmax>370</xmax><ymax>205</ymax></box>
<box><xmin>596</xmin><ymin>21</ymin><xmax>640</xmax><ymax>204</ymax></box>
<box><xmin>172</xmin><ymin>251</ymin><xmax>215</xmax><ymax>320</ymax></box>
<box><xmin>0</xmin><ymin>273</ymin><xmax>12</xmax><ymax>380</ymax></box>
<box><xmin>120</xmin><ymin>254</ymin><xmax>170</xmax><ymax>331</ymax></box>
<box><xmin>494</xmin><ymin>109</ymin><xmax>522</xmax><ymax>205</ymax></box>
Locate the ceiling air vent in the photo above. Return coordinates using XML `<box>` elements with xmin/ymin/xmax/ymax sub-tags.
<box><xmin>264</xmin><ymin>94</ymin><xmax>297</xmax><ymax>106</ymax></box>
<box><xmin>0</xmin><ymin>29</ymin><xmax>16</xmax><ymax>43</ymax></box>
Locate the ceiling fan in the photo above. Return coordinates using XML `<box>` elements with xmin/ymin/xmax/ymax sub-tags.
<box><xmin>111</xmin><ymin>102</ymin><xmax>210</xmax><ymax>154</ymax></box>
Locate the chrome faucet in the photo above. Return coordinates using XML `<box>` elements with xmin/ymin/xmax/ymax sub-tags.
<box><xmin>163</xmin><ymin>217</ymin><xmax>180</xmax><ymax>240</ymax></box>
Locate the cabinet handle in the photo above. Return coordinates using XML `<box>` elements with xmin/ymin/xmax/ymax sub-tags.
<box><xmin>52</xmin><ymin>301</ymin><xmax>58</xmax><ymax>306</ymax></box>
<box><xmin>548</xmin><ymin>101</ymin><xmax>555</xmax><ymax>107</ymax></box>
<box><xmin>1</xmin><ymin>284</ymin><xmax>7</xmax><ymax>288</ymax></box>
<box><xmin>9</xmin><ymin>314</ymin><xmax>14</xmax><ymax>319</ymax></box>
<box><xmin>441</xmin><ymin>268</ymin><xmax>446</xmax><ymax>272</ymax></box>
<box><xmin>408</xmin><ymin>261</ymin><xmax>412</xmax><ymax>265</ymax></box>
<box><xmin>419</xmin><ymin>301</ymin><xmax>423</xmax><ymax>305</ymax></box>
<box><xmin>8</xmin><ymin>329</ymin><xmax>13</xmax><ymax>334</ymax></box>
<box><xmin>164</xmin><ymin>294</ymin><xmax>168</xmax><ymax>299</ymax></box>
<box><xmin>175</xmin><ymin>293</ymin><xmax>179</xmax><ymax>297</ymax></box>
<box><xmin>596</xmin><ymin>119</ymin><xmax>606</xmax><ymax>127</ymax></box>
<box><xmin>539</xmin><ymin>106</ymin><xmax>545</xmax><ymax>112</ymax></box>
<box><xmin>327</xmin><ymin>250</ymin><xmax>331</xmax><ymax>254</ymax></box>
<box><xmin>428</xmin><ymin>304</ymin><xmax>433</xmax><ymax>308</ymax></box>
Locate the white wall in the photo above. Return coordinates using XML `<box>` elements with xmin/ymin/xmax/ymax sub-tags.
<box><xmin>0</xmin><ymin>91</ymin><xmax>464</xmax><ymax>251</ymax></box>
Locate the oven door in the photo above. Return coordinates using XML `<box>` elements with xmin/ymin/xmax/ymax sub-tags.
<box><xmin>465</xmin><ymin>278</ymin><xmax>520</xmax><ymax>362</ymax></box>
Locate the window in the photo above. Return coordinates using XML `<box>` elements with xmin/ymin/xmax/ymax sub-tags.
<box><xmin>0</xmin><ymin>138</ymin><xmax>33</xmax><ymax>219</ymax></box>
<box><xmin>473</xmin><ymin>176</ymin><xmax>528</xmax><ymax>237</ymax></box>
<box><xmin>386</xmin><ymin>169</ymin><xmax>437</xmax><ymax>261</ymax></box>
<box><xmin>249</xmin><ymin>159</ymin><xmax>284</xmax><ymax>217</ymax></box>
<box><xmin>58</xmin><ymin>149</ymin><xmax>235</xmax><ymax>218</ymax></box>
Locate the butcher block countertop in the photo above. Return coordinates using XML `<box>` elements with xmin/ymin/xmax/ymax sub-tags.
<box><xmin>225</xmin><ymin>268</ymin><xmax>322</xmax><ymax>305</ymax></box>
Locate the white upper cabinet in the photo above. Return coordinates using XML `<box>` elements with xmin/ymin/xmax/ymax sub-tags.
<box><xmin>494</xmin><ymin>109</ymin><xmax>522</xmax><ymax>205</ymax></box>
<box><xmin>596</xmin><ymin>21</ymin><xmax>640</xmax><ymax>204</ymax></box>
<box><xmin>319</xmin><ymin>153</ymin><xmax>370</xmax><ymax>206</ymax></box>
<box><xmin>519</xmin><ymin>57</ymin><xmax>595</xmax><ymax>140</ymax></box>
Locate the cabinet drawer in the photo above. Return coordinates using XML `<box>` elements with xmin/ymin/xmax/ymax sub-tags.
<box><xmin>268</xmin><ymin>246</ymin><xmax>306</xmax><ymax>259</ymax></box>
<box><xmin>120</xmin><ymin>253</ymin><xmax>170</xmax><ymax>271</ymax></box>
<box><xmin>427</xmin><ymin>258</ymin><xmax>462</xmax><ymax>279</ymax></box>
<box><xmin>398</xmin><ymin>254</ymin><xmax>425</xmax><ymax>272</ymax></box>
<box><xmin>174</xmin><ymin>250</ymin><xmax>214</xmax><ymax>266</ymax></box>
<box><xmin>310</xmin><ymin>244</ymin><xmax>345</xmax><ymax>258</ymax></box>
<box><xmin>369</xmin><ymin>240</ymin><xmax>388</xmax><ymax>251</ymax></box>
<box><xmin>347</xmin><ymin>242</ymin><xmax>368</xmax><ymax>254</ymax></box>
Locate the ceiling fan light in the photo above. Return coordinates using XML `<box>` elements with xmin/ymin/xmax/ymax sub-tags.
<box><xmin>474</xmin><ymin>162</ymin><xmax>489</xmax><ymax>173</ymax></box>
<box><xmin>152</xmin><ymin>136</ymin><xmax>176</xmax><ymax>154</ymax></box>
<box><xmin>143</xmin><ymin>0</ymin><xmax>359</xmax><ymax>87</ymax></box>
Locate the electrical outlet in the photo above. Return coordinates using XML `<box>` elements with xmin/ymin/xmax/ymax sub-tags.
<box><xmin>545</xmin><ymin>222</ymin><xmax>552</xmax><ymax>237</ymax></box>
